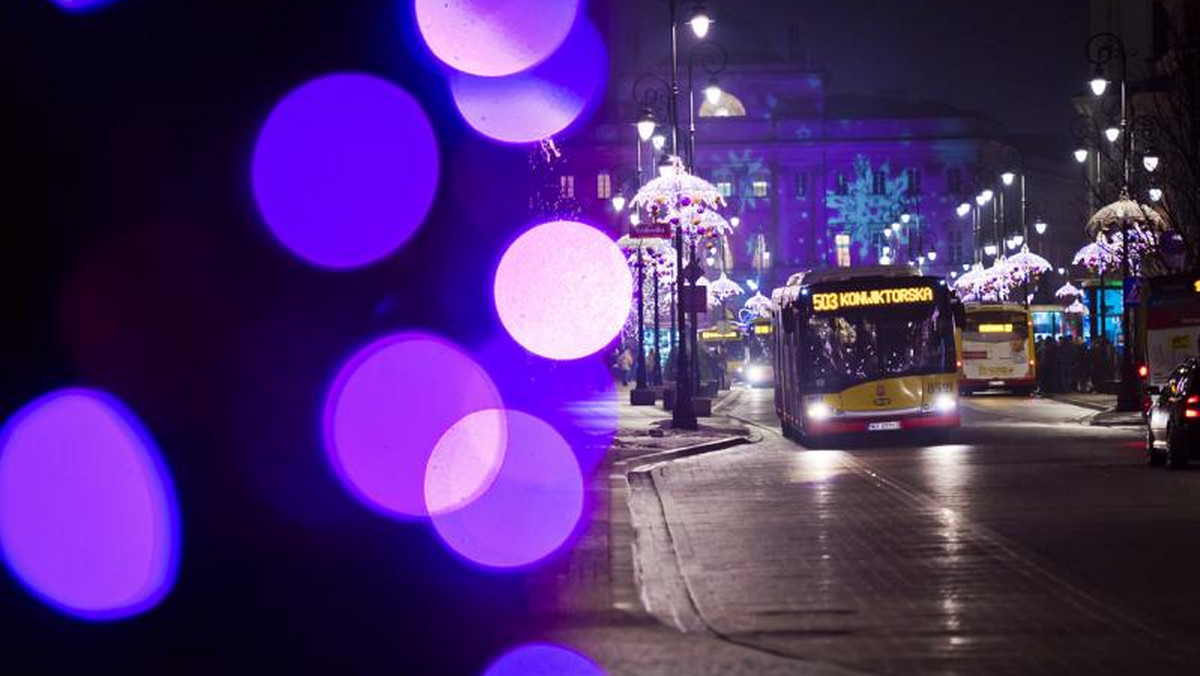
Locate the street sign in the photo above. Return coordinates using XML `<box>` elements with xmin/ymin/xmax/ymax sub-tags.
<box><xmin>631</xmin><ymin>222</ymin><xmax>671</xmax><ymax>239</ymax></box>
<box><xmin>682</xmin><ymin>262</ymin><xmax>705</xmax><ymax>284</ymax></box>
<box><xmin>682</xmin><ymin>285</ymin><xmax>708</xmax><ymax>313</ymax></box>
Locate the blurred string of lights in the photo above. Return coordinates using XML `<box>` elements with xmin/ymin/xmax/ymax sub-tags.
<box><xmin>5</xmin><ymin>7</ymin><xmax>620</xmax><ymax>667</ymax></box>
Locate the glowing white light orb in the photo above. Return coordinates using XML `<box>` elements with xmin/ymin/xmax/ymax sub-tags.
<box><xmin>494</xmin><ymin>220</ymin><xmax>632</xmax><ymax>360</ymax></box>
<box><xmin>414</xmin><ymin>0</ymin><xmax>581</xmax><ymax>77</ymax></box>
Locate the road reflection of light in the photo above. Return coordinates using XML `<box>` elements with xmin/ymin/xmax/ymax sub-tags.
<box><xmin>786</xmin><ymin>450</ymin><xmax>847</xmax><ymax>483</ymax></box>
<box><xmin>919</xmin><ymin>445</ymin><xmax>973</xmax><ymax>639</ymax></box>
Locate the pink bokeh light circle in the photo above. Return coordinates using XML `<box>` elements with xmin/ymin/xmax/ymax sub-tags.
<box><xmin>414</xmin><ymin>0</ymin><xmax>581</xmax><ymax>77</ymax></box>
<box><xmin>494</xmin><ymin>220</ymin><xmax>632</xmax><ymax>360</ymax></box>
<box><xmin>450</xmin><ymin>18</ymin><xmax>607</xmax><ymax>144</ymax></box>
<box><xmin>431</xmin><ymin>410</ymin><xmax>584</xmax><ymax>570</ymax></box>
<box><xmin>323</xmin><ymin>332</ymin><xmax>504</xmax><ymax>519</ymax></box>
<box><xmin>0</xmin><ymin>389</ymin><xmax>181</xmax><ymax>621</ymax></box>
<box><xmin>424</xmin><ymin>410</ymin><xmax>507</xmax><ymax>516</ymax></box>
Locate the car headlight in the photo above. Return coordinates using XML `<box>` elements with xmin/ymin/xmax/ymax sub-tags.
<box><xmin>806</xmin><ymin>401</ymin><xmax>832</xmax><ymax>421</ymax></box>
<box><xmin>746</xmin><ymin>365</ymin><xmax>766</xmax><ymax>383</ymax></box>
<box><xmin>933</xmin><ymin>393</ymin><xmax>957</xmax><ymax>413</ymax></box>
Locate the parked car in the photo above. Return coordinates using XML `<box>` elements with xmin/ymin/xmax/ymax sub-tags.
<box><xmin>1146</xmin><ymin>357</ymin><xmax>1200</xmax><ymax>468</ymax></box>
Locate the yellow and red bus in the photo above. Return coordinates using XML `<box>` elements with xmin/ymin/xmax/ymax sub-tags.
<box><xmin>770</xmin><ymin>267</ymin><xmax>962</xmax><ymax>439</ymax></box>
<box><xmin>958</xmin><ymin>303</ymin><xmax>1036</xmax><ymax>396</ymax></box>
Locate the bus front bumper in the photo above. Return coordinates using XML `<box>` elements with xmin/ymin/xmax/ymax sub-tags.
<box><xmin>805</xmin><ymin>410</ymin><xmax>961</xmax><ymax>435</ymax></box>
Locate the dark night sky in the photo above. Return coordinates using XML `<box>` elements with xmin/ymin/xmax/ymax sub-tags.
<box><xmin>622</xmin><ymin>0</ymin><xmax>1093</xmax><ymax>136</ymax></box>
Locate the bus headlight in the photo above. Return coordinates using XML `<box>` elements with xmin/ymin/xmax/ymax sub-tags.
<box><xmin>933</xmin><ymin>393</ymin><xmax>957</xmax><ymax>413</ymax></box>
<box><xmin>806</xmin><ymin>401</ymin><xmax>832</xmax><ymax>421</ymax></box>
<box><xmin>746</xmin><ymin>365</ymin><xmax>766</xmax><ymax>384</ymax></box>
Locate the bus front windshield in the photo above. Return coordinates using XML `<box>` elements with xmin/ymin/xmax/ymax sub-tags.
<box><xmin>801</xmin><ymin>304</ymin><xmax>953</xmax><ymax>391</ymax></box>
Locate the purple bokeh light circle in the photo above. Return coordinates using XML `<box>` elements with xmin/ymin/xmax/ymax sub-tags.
<box><xmin>450</xmin><ymin>18</ymin><xmax>608</xmax><ymax>144</ymax></box>
<box><xmin>0</xmin><ymin>389</ymin><xmax>181</xmax><ymax>621</ymax></box>
<box><xmin>431</xmin><ymin>410</ymin><xmax>584</xmax><ymax>570</ymax></box>
<box><xmin>252</xmin><ymin>73</ymin><xmax>439</xmax><ymax>269</ymax></box>
<box><xmin>47</xmin><ymin>0</ymin><xmax>117</xmax><ymax>11</ymax></box>
<box><xmin>323</xmin><ymin>332</ymin><xmax>504</xmax><ymax>519</ymax></box>
<box><xmin>494</xmin><ymin>221</ymin><xmax>632</xmax><ymax>361</ymax></box>
<box><xmin>483</xmin><ymin>643</ymin><xmax>605</xmax><ymax>676</ymax></box>
<box><xmin>414</xmin><ymin>0</ymin><xmax>581</xmax><ymax>77</ymax></box>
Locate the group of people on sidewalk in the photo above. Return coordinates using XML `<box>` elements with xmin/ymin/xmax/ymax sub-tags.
<box><xmin>1035</xmin><ymin>335</ymin><xmax>1118</xmax><ymax>394</ymax></box>
<box><xmin>611</xmin><ymin>344</ymin><xmax>729</xmax><ymax>389</ymax></box>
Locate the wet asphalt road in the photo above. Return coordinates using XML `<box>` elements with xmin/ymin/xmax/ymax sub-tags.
<box><xmin>630</xmin><ymin>387</ymin><xmax>1200</xmax><ymax>674</ymax></box>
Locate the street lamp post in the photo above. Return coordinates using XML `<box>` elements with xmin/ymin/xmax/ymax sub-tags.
<box><xmin>1087</xmin><ymin>31</ymin><xmax>1138</xmax><ymax>411</ymax></box>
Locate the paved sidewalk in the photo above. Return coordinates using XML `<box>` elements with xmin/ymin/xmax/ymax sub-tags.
<box><xmin>1051</xmin><ymin>392</ymin><xmax>1145</xmax><ymax>426</ymax></box>
<box><xmin>521</xmin><ymin>386</ymin><xmax>837</xmax><ymax>674</ymax></box>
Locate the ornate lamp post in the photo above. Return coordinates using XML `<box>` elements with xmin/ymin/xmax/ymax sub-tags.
<box><xmin>1087</xmin><ymin>32</ymin><xmax>1138</xmax><ymax>411</ymax></box>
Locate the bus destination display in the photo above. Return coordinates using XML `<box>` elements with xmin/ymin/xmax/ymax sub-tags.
<box><xmin>811</xmin><ymin>286</ymin><xmax>935</xmax><ymax>313</ymax></box>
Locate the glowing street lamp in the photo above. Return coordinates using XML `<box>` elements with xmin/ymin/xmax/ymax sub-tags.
<box><xmin>1074</xmin><ymin>148</ymin><xmax>1089</xmax><ymax>163</ymax></box>
<box><xmin>637</xmin><ymin>109</ymin><xmax>656</xmax><ymax>142</ymax></box>
<box><xmin>651</xmin><ymin>134</ymin><xmax>666</xmax><ymax>151</ymax></box>
<box><xmin>927</xmin><ymin>250</ymin><xmax>937</xmax><ymax>261</ymax></box>
<box><xmin>1001</xmin><ymin>172</ymin><xmax>1016</xmax><ymax>186</ymax></box>
<box><xmin>689</xmin><ymin>4</ymin><xmax>711</xmax><ymax>38</ymax></box>
<box><xmin>981</xmin><ymin>189</ymin><xmax>994</xmax><ymax>202</ymax></box>
<box><xmin>984</xmin><ymin>244</ymin><xmax>997</xmax><ymax>257</ymax></box>
<box><xmin>1104</xmin><ymin>126</ymin><xmax>1120</xmax><ymax>143</ymax></box>
<box><xmin>1011</xmin><ymin>234</ymin><xmax>1024</xmax><ymax>247</ymax></box>
<box><xmin>962</xmin><ymin>263</ymin><xmax>971</xmax><ymax>271</ymax></box>
<box><xmin>1089</xmin><ymin>76</ymin><xmax>1109</xmax><ymax>96</ymax></box>
<box><xmin>1034</xmin><ymin>220</ymin><xmax>1048</xmax><ymax>235</ymax></box>
<box><xmin>611</xmin><ymin>194</ymin><xmax>626</xmax><ymax>212</ymax></box>
<box><xmin>630</xmin><ymin>212</ymin><xmax>640</xmax><ymax>225</ymax></box>
<box><xmin>704</xmin><ymin>78</ymin><xmax>722</xmax><ymax>106</ymax></box>
<box><xmin>1149</xmin><ymin>187</ymin><xmax>1163</xmax><ymax>202</ymax></box>
<box><xmin>730</xmin><ymin>216</ymin><xmax>740</xmax><ymax>227</ymax></box>
<box><xmin>1143</xmin><ymin>153</ymin><xmax>1160</xmax><ymax>173</ymax></box>
<box><xmin>956</xmin><ymin>202</ymin><xmax>971</xmax><ymax>217</ymax></box>
<box><xmin>900</xmin><ymin>213</ymin><xmax>912</xmax><ymax>224</ymax></box>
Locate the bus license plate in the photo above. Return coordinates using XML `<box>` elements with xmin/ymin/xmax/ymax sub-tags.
<box><xmin>867</xmin><ymin>421</ymin><xmax>901</xmax><ymax>431</ymax></box>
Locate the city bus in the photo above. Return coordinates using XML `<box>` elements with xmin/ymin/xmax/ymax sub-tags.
<box><xmin>770</xmin><ymin>267</ymin><xmax>962</xmax><ymax>440</ymax></box>
<box><xmin>958</xmin><ymin>303</ymin><xmax>1036</xmax><ymax>396</ymax></box>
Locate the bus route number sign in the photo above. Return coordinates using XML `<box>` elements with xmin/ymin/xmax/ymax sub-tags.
<box><xmin>811</xmin><ymin>286</ymin><xmax>934</xmax><ymax>312</ymax></box>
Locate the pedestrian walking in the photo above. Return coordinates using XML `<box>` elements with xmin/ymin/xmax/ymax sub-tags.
<box><xmin>618</xmin><ymin>347</ymin><xmax>633</xmax><ymax>387</ymax></box>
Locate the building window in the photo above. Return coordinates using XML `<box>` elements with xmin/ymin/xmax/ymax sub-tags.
<box><xmin>835</xmin><ymin>233</ymin><xmax>851</xmax><ymax>268</ymax></box>
<box><xmin>597</xmin><ymin>172</ymin><xmax>611</xmax><ymax>200</ymax></box>
<box><xmin>947</xmin><ymin>168</ymin><xmax>962</xmax><ymax>194</ymax></box>
<box><xmin>794</xmin><ymin>172</ymin><xmax>808</xmax><ymax>198</ymax></box>
<box><xmin>835</xmin><ymin>173</ymin><xmax>847</xmax><ymax>195</ymax></box>
<box><xmin>717</xmin><ymin>180</ymin><xmax>733</xmax><ymax>197</ymax></box>
<box><xmin>872</xmin><ymin>170</ymin><xmax>886</xmax><ymax>195</ymax></box>
<box><xmin>906</xmin><ymin>168</ymin><xmax>922</xmax><ymax>194</ymax></box>
<box><xmin>560</xmin><ymin>175</ymin><xmax>575</xmax><ymax>199</ymax></box>
<box><xmin>752</xmin><ymin>180</ymin><xmax>769</xmax><ymax>198</ymax></box>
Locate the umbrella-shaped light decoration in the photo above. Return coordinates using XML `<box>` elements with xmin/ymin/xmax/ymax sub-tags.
<box><xmin>953</xmin><ymin>263</ymin><xmax>986</xmax><ymax>301</ymax></box>
<box><xmin>742</xmin><ymin>291</ymin><xmax>774</xmax><ymax>320</ymax></box>
<box><xmin>707</xmin><ymin>272</ymin><xmax>745</xmax><ymax>305</ymax></box>
<box><xmin>1085</xmin><ymin>192</ymin><xmax>1169</xmax><ymax>238</ymax></box>
<box><xmin>682</xmin><ymin>209</ymin><xmax>734</xmax><ymax>244</ymax></box>
<box><xmin>1004</xmin><ymin>246</ymin><xmax>1051</xmax><ymax>283</ymax></box>
<box><xmin>977</xmin><ymin>259</ymin><xmax>1015</xmax><ymax>302</ymax></box>
<box><xmin>631</xmin><ymin>158</ymin><xmax>725</xmax><ymax>231</ymax></box>
<box><xmin>1072</xmin><ymin>235</ymin><xmax>1118</xmax><ymax>274</ymax></box>
<box><xmin>1064</xmin><ymin>299</ymin><xmax>1089</xmax><ymax>316</ymax></box>
<box><xmin>1055</xmin><ymin>282</ymin><xmax>1082</xmax><ymax>300</ymax></box>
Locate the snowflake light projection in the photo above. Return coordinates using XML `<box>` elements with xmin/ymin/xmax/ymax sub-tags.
<box><xmin>825</xmin><ymin>155</ymin><xmax>909</xmax><ymax>264</ymax></box>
